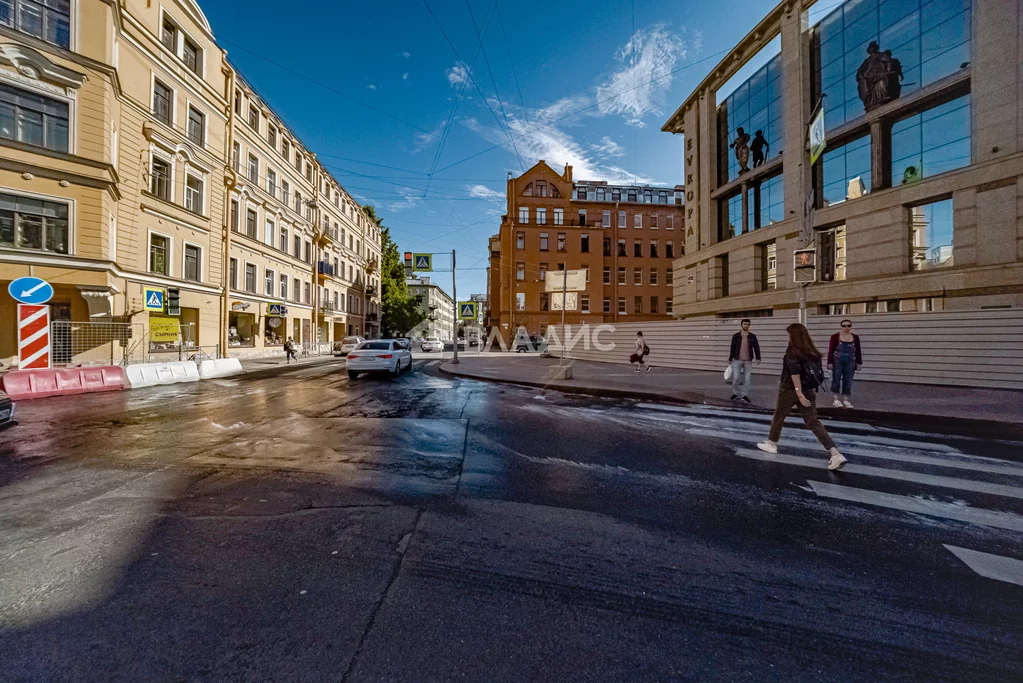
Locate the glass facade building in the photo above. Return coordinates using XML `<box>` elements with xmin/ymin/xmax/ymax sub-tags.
<box><xmin>721</xmin><ymin>54</ymin><xmax>784</xmax><ymax>182</ymax></box>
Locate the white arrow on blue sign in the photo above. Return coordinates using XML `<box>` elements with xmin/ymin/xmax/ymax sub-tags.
<box><xmin>8</xmin><ymin>276</ymin><xmax>54</xmax><ymax>305</ymax></box>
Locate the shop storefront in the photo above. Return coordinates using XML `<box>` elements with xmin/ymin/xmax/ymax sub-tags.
<box><xmin>263</xmin><ymin>302</ymin><xmax>287</xmax><ymax>347</ymax></box>
<box><xmin>228</xmin><ymin>302</ymin><xmax>257</xmax><ymax>348</ymax></box>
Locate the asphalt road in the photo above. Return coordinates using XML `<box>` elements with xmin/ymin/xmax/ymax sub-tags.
<box><xmin>1</xmin><ymin>357</ymin><xmax>1021</xmax><ymax>681</ymax></box>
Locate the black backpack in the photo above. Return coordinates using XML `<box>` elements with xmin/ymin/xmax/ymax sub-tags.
<box><xmin>642</xmin><ymin>343</ymin><xmax>650</xmax><ymax>357</ymax></box>
<box><xmin>801</xmin><ymin>356</ymin><xmax>825</xmax><ymax>390</ymax></box>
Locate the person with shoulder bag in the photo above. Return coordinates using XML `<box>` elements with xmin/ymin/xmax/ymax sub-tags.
<box><xmin>629</xmin><ymin>331</ymin><xmax>652</xmax><ymax>373</ymax></box>
<box><xmin>757</xmin><ymin>323</ymin><xmax>847</xmax><ymax>471</ymax></box>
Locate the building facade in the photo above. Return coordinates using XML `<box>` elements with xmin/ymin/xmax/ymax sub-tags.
<box><xmin>487</xmin><ymin>161</ymin><xmax>684</xmax><ymax>343</ymax></box>
<box><xmin>0</xmin><ymin>0</ymin><xmax>382</xmax><ymax>366</ymax></box>
<box><xmin>662</xmin><ymin>0</ymin><xmax>1023</xmax><ymax>319</ymax></box>
<box><xmin>407</xmin><ymin>277</ymin><xmax>454</xmax><ymax>341</ymax></box>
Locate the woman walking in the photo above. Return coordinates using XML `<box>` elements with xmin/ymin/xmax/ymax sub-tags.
<box><xmin>828</xmin><ymin>319</ymin><xmax>862</xmax><ymax>408</ymax></box>
<box><xmin>758</xmin><ymin>323</ymin><xmax>847</xmax><ymax>471</ymax></box>
<box><xmin>629</xmin><ymin>331</ymin><xmax>651</xmax><ymax>372</ymax></box>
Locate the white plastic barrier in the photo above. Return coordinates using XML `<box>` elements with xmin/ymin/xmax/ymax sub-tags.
<box><xmin>197</xmin><ymin>358</ymin><xmax>243</xmax><ymax>379</ymax></box>
<box><xmin>126</xmin><ymin>361</ymin><xmax>200</xmax><ymax>388</ymax></box>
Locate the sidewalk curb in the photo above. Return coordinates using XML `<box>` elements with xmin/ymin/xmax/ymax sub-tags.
<box><xmin>437</xmin><ymin>363</ymin><xmax>1023</xmax><ymax>437</ymax></box>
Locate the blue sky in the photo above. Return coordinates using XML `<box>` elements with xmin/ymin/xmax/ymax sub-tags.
<box><xmin>201</xmin><ymin>0</ymin><xmax>816</xmax><ymax>297</ymax></box>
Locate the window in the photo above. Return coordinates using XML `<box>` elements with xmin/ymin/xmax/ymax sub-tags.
<box><xmin>722</xmin><ymin>193</ymin><xmax>742</xmax><ymax>240</ymax></box>
<box><xmin>818</xmin><ymin>225</ymin><xmax>848</xmax><ymax>282</ymax></box>
<box><xmin>649</xmin><ymin>241</ymin><xmax>658</xmax><ymax>258</ymax></box>
<box><xmin>304</xmin><ymin>281</ymin><xmax>311</xmax><ymax>304</ymax></box>
<box><xmin>186</xmin><ymin>106</ymin><xmax>205</xmax><ymax>145</ymax></box>
<box><xmin>242</xmin><ymin>263</ymin><xmax>256</xmax><ymax>292</ymax></box>
<box><xmin>183</xmin><ymin>244</ymin><xmax>201</xmax><ymax>281</ymax></box>
<box><xmin>634</xmin><ymin>268</ymin><xmax>642</xmax><ymax>285</ymax></box>
<box><xmin>617</xmin><ymin>239</ymin><xmax>626</xmax><ymax>257</ymax></box>
<box><xmin>666</xmin><ymin>241</ymin><xmax>674</xmax><ymax>259</ymax></box>
<box><xmin>281</xmin><ymin>138</ymin><xmax>290</xmax><ymax>159</ymax></box>
<box><xmin>666</xmin><ymin>298</ymin><xmax>673</xmax><ymax>315</ymax></box>
<box><xmin>281</xmin><ymin>179</ymin><xmax>290</xmax><ymax>205</ymax></box>
<box><xmin>294</xmin><ymin>153</ymin><xmax>303</xmax><ymax>172</ymax></box>
<box><xmin>581</xmin><ymin>234</ymin><xmax>589</xmax><ymax>253</ymax></box>
<box><xmin>634</xmin><ymin>213</ymin><xmax>642</xmax><ymax>229</ymax></box>
<box><xmin>229</xmin><ymin>258</ymin><xmax>238</xmax><ymax>289</ymax></box>
<box><xmin>182</xmin><ymin>38</ymin><xmax>200</xmax><ymax>75</ymax></box>
<box><xmin>262</xmin><ymin>169</ymin><xmax>276</xmax><ymax>199</ymax></box>
<box><xmin>280</xmin><ymin>274</ymin><xmax>288</xmax><ymax>299</ymax></box>
<box><xmin>516</xmin><ymin>262</ymin><xmax>525</xmax><ymax>281</ymax></box>
<box><xmin>519</xmin><ymin>206</ymin><xmax>529</xmax><ymax>223</ymax></box>
<box><xmin>603</xmin><ymin>297</ymin><xmax>611</xmax><ymax>313</ymax></box>
<box><xmin>760</xmin><ymin>241</ymin><xmax>778</xmax><ymax>290</ymax></box>
<box><xmin>596</xmin><ymin>187</ymin><xmax>605</xmax><ymax>201</ymax></box>
<box><xmin>149</xmin><ymin>233</ymin><xmax>169</xmax><ymax>274</ymax></box>
<box><xmin>634</xmin><ymin>296</ymin><xmax>643</xmax><ymax>314</ymax></box>
<box><xmin>822</xmin><ymin>136</ymin><xmax>871</xmax><ymax>206</ymax></box>
<box><xmin>535</xmin><ymin>180</ymin><xmax>547</xmax><ymax>197</ymax></box>
<box><xmin>650</xmin><ymin>296</ymin><xmax>659</xmax><ymax>314</ymax></box>
<box><xmin>603</xmin><ymin>237</ymin><xmax>611</xmax><ymax>256</ymax></box>
<box><xmin>294</xmin><ymin>191</ymin><xmax>302</xmax><ymax>214</ymax></box>
<box><xmin>248</xmin><ymin>103</ymin><xmax>259</xmax><ymax>130</ymax></box>
<box><xmin>304</xmin><ymin>239</ymin><xmax>312</xmax><ymax>264</ymax></box>
<box><xmin>617</xmin><ymin>267</ymin><xmax>626</xmax><ymax>285</ymax></box>
<box><xmin>3</xmin><ymin>0</ymin><xmax>71</xmax><ymax>47</ymax></box>
<box><xmin>557</xmin><ymin>233</ymin><xmax>566</xmax><ymax>251</ymax></box>
<box><xmin>578</xmin><ymin>210</ymin><xmax>586</xmax><ymax>226</ymax></box>
<box><xmin>231</xmin><ymin>141</ymin><xmax>240</xmax><ymax>171</ymax></box>
<box><xmin>644</xmin><ymin>190</ymin><xmax>653</xmax><ymax>204</ymax></box>
<box><xmin>554</xmin><ymin>208</ymin><xmax>564</xmax><ymax>225</ymax></box>
<box><xmin>721</xmin><ymin>54</ymin><xmax>783</xmax><ymax>181</ymax></box>
<box><xmin>516</xmin><ymin>232</ymin><xmax>525</xmax><ymax>249</ymax></box>
<box><xmin>634</xmin><ymin>240</ymin><xmax>642</xmax><ymax>257</ymax></box>
<box><xmin>265</xmin><ymin>219</ymin><xmax>275</xmax><ymax>246</ymax></box>
<box><xmin>245</xmin><ymin>206</ymin><xmax>257</xmax><ymax>239</ymax></box>
<box><xmin>152</xmin><ymin>80</ymin><xmax>172</xmax><ymax>125</ymax></box>
<box><xmin>305</xmin><ymin>163</ymin><xmax>313</xmax><ymax>183</ymax></box>
<box><xmin>602</xmin><ymin>210</ymin><xmax>611</xmax><ymax>228</ymax></box>
<box><xmin>627</xmin><ymin>189</ymin><xmax>637</xmax><ymax>202</ymax></box>
<box><xmin>539</xmin><ymin>232</ymin><xmax>548</xmax><ymax>251</ymax></box>
<box><xmin>650</xmin><ymin>268</ymin><xmax>658</xmax><ymax>285</ymax></box>
<box><xmin>534</xmin><ymin>207</ymin><xmax>546</xmax><ymax>225</ymax></box>
<box><xmin>230</xmin><ymin>199</ymin><xmax>239</xmax><ymax>232</ymax></box>
<box><xmin>184</xmin><ymin>172</ymin><xmax>204</xmax><ymax>214</ymax></box>
<box><xmin>910</xmin><ymin>198</ymin><xmax>953</xmax><ymax>271</ymax></box>
<box><xmin>0</xmin><ymin>191</ymin><xmax>69</xmax><ymax>253</ymax></box>
<box><xmin>603</xmin><ymin>267</ymin><xmax>610</xmax><ymax>284</ymax></box>
<box><xmin>149</xmin><ymin>156</ymin><xmax>171</xmax><ymax>199</ymax></box>
<box><xmin>618</xmin><ymin>297</ymin><xmax>626</xmax><ymax>314</ymax></box>
<box><xmin>515</xmin><ymin>293</ymin><xmax>525</xmax><ymax>311</ymax></box>
<box><xmin>234</xmin><ymin>90</ymin><xmax>242</xmax><ymax>115</ymax></box>
<box><xmin>650</xmin><ymin>214</ymin><xmax>658</xmax><ymax>229</ymax></box>
<box><xmin>576</xmin><ymin>187</ymin><xmax>586</xmax><ymax>200</ymax></box>
<box><xmin>247</xmin><ymin>154</ymin><xmax>259</xmax><ymax>184</ymax></box>
<box><xmin>279</xmin><ymin>227</ymin><xmax>288</xmax><ymax>252</ymax></box>
<box><xmin>618</xmin><ymin>210</ymin><xmax>626</xmax><ymax>228</ymax></box>
<box><xmin>891</xmin><ymin>95</ymin><xmax>971</xmax><ymax>185</ymax></box>
<box><xmin>581</xmin><ymin>294</ymin><xmax>590</xmax><ymax>314</ymax></box>
<box><xmin>539</xmin><ymin>263</ymin><xmax>548</xmax><ymax>281</ymax></box>
<box><xmin>666</xmin><ymin>215</ymin><xmax>674</xmax><ymax>230</ymax></box>
<box><xmin>540</xmin><ymin>293</ymin><xmax>549</xmax><ymax>311</ymax></box>
<box><xmin>666</xmin><ymin>268</ymin><xmax>674</xmax><ymax>285</ymax></box>
<box><xmin>267</xmin><ymin>125</ymin><xmax>277</xmax><ymax>148</ymax></box>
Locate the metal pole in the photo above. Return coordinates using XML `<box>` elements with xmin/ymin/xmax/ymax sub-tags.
<box><xmin>451</xmin><ymin>249</ymin><xmax>459</xmax><ymax>364</ymax></box>
<box><xmin>560</xmin><ymin>270</ymin><xmax>567</xmax><ymax>367</ymax></box>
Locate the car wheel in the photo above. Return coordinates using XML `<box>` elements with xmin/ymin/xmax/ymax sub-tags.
<box><xmin>391</xmin><ymin>361</ymin><xmax>400</xmax><ymax>377</ymax></box>
<box><xmin>347</xmin><ymin>371</ymin><xmax>359</xmax><ymax>379</ymax></box>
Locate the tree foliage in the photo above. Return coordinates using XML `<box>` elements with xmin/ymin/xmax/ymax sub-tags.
<box><xmin>364</xmin><ymin>205</ymin><xmax>424</xmax><ymax>336</ymax></box>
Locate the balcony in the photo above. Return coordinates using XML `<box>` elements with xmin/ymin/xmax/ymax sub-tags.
<box><xmin>428</xmin><ymin>302</ymin><xmax>438</xmax><ymax>310</ymax></box>
<box><xmin>428</xmin><ymin>313</ymin><xmax>438</xmax><ymax>321</ymax></box>
<box><xmin>318</xmin><ymin>302</ymin><xmax>337</xmax><ymax>317</ymax></box>
<box><xmin>366</xmin><ymin>286</ymin><xmax>377</xmax><ymax>297</ymax></box>
<box><xmin>317</xmin><ymin>261</ymin><xmax>335</xmax><ymax>278</ymax></box>
<box><xmin>366</xmin><ymin>312</ymin><xmax>378</xmax><ymax>322</ymax></box>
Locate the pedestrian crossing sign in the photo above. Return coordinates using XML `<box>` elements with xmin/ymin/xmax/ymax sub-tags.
<box><xmin>413</xmin><ymin>253</ymin><xmax>432</xmax><ymax>271</ymax></box>
<box><xmin>143</xmin><ymin>287</ymin><xmax>165</xmax><ymax>311</ymax></box>
<box><xmin>267</xmin><ymin>303</ymin><xmax>285</xmax><ymax>316</ymax></box>
<box><xmin>458</xmin><ymin>302</ymin><xmax>477</xmax><ymax>320</ymax></box>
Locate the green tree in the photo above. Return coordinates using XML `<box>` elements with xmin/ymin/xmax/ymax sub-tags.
<box><xmin>364</xmin><ymin>205</ymin><xmax>424</xmax><ymax>336</ymax></box>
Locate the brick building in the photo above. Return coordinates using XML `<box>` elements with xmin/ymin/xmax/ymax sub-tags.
<box><xmin>487</xmin><ymin>161</ymin><xmax>684</xmax><ymax>343</ymax></box>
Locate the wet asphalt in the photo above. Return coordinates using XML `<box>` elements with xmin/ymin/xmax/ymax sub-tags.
<box><xmin>1</xmin><ymin>357</ymin><xmax>1022</xmax><ymax>682</ymax></box>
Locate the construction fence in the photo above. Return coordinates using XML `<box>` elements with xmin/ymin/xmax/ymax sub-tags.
<box><xmin>49</xmin><ymin>321</ymin><xmax>222</xmax><ymax>368</ymax></box>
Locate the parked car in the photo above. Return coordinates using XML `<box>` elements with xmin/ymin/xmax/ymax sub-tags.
<box><xmin>333</xmin><ymin>336</ymin><xmax>364</xmax><ymax>356</ymax></box>
<box><xmin>394</xmin><ymin>337</ymin><xmax>412</xmax><ymax>351</ymax></box>
<box><xmin>515</xmin><ymin>335</ymin><xmax>548</xmax><ymax>353</ymax></box>
<box><xmin>421</xmin><ymin>336</ymin><xmax>443</xmax><ymax>352</ymax></box>
<box><xmin>346</xmin><ymin>340</ymin><xmax>413</xmax><ymax>379</ymax></box>
<box><xmin>444</xmin><ymin>339</ymin><xmax>468</xmax><ymax>351</ymax></box>
<box><xmin>0</xmin><ymin>390</ymin><xmax>15</xmax><ymax>431</ymax></box>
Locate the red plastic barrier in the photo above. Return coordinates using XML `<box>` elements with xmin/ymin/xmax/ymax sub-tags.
<box><xmin>1</xmin><ymin>366</ymin><xmax>127</xmax><ymax>400</ymax></box>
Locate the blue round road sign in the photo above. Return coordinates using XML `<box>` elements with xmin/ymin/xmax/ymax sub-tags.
<box><xmin>8</xmin><ymin>276</ymin><xmax>54</xmax><ymax>305</ymax></box>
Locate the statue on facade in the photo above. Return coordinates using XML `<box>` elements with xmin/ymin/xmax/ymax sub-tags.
<box><xmin>751</xmin><ymin>130</ymin><xmax>769</xmax><ymax>167</ymax></box>
<box><xmin>856</xmin><ymin>42</ymin><xmax>899</xmax><ymax>112</ymax></box>
<box><xmin>731</xmin><ymin>127</ymin><xmax>751</xmax><ymax>173</ymax></box>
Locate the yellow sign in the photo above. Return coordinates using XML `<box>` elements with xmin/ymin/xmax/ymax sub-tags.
<box><xmin>149</xmin><ymin>316</ymin><xmax>180</xmax><ymax>343</ymax></box>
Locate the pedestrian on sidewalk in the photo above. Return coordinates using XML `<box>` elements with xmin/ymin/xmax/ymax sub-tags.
<box><xmin>758</xmin><ymin>323</ymin><xmax>847</xmax><ymax>471</ymax></box>
<box><xmin>828</xmin><ymin>319</ymin><xmax>862</xmax><ymax>408</ymax></box>
<box><xmin>728</xmin><ymin>318</ymin><xmax>761</xmax><ymax>404</ymax></box>
<box><xmin>284</xmin><ymin>337</ymin><xmax>297</xmax><ymax>364</ymax></box>
<box><xmin>629</xmin><ymin>331</ymin><xmax>651</xmax><ymax>372</ymax></box>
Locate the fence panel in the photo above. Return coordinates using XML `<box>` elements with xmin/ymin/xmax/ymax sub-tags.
<box><xmin>51</xmin><ymin>321</ymin><xmax>145</xmax><ymax>368</ymax></box>
<box><xmin>549</xmin><ymin>309</ymin><xmax>1023</xmax><ymax>390</ymax></box>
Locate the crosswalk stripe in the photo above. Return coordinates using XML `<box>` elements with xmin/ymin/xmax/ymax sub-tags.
<box><xmin>944</xmin><ymin>545</ymin><xmax>1023</xmax><ymax>587</ymax></box>
<box><xmin>807</xmin><ymin>481</ymin><xmax>1023</xmax><ymax>532</ymax></box>
<box><xmin>735</xmin><ymin>448</ymin><xmax>1023</xmax><ymax>500</ymax></box>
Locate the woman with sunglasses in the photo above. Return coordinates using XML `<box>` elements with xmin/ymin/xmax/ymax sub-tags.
<box><xmin>828</xmin><ymin>319</ymin><xmax>862</xmax><ymax>408</ymax></box>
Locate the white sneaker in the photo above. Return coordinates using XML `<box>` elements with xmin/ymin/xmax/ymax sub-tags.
<box><xmin>756</xmin><ymin>441</ymin><xmax>778</xmax><ymax>454</ymax></box>
<box><xmin>828</xmin><ymin>453</ymin><xmax>848</xmax><ymax>471</ymax></box>
<box><xmin>634</xmin><ymin>367</ymin><xmax>641</xmax><ymax>372</ymax></box>
<box><xmin>842</xmin><ymin>399</ymin><xmax>854</xmax><ymax>409</ymax></box>
<box><xmin>832</xmin><ymin>398</ymin><xmax>843</xmax><ymax>408</ymax></box>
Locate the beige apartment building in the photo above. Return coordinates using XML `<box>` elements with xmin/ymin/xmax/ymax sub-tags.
<box><xmin>0</xmin><ymin>0</ymin><xmax>382</xmax><ymax>366</ymax></box>
<box><xmin>662</xmin><ymin>0</ymin><xmax>1023</xmax><ymax>319</ymax></box>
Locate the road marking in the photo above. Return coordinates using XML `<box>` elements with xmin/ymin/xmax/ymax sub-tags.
<box><xmin>806</xmin><ymin>481</ymin><xmax>1023</xmax><ymax>532</ymax></box>
<box><xmin>736</xmin><ymin>448</ymin><xmax>1023</xmax><ymax>500</ymax></box>
<box><xmin>944</xmin><ymin>545</ymin><xmax>1023</xmax><ymax>587</ymax></box>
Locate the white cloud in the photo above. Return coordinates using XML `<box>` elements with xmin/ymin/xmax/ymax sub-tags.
<box><xmin>400</xmin><ymin>51</ymin><xmax>411</xmax><ymax>58</ymax></box>
<box><xmin>446</xmin><ymin>63</ymin><xmax>471</xmax><ymax>88</ymax></box>
<box><xmin>402</xmin><ymin>72</ymin><xmax>409</xmax><ymax>81</ymax></box>
<box><xmin>596</xmin><ymin>24</ymin><xmax>689</xmax><ymax>127</ymax></box>
<box><xmin>467</xmin><ymin>184</ymin><xmax>504</xmax><ymax>202</ymax></box>
<box><xmin>591</xmin><ymin>136</ymin><xmax>625</xmax><ymax>158</ymax></box>
<box><xmin>367</xmin><ymin>84</ymin><xmax>377</xmax><ymax>90</ymax></box>
<box><xmin>388</xmin><ymin>187</ymin><xmax>422</xmax><ymax>212</ymax></box>
<box><xmin>413</xmin><ymin>121</ymin><xmax>444</xmax><ymax>154</ymax></box>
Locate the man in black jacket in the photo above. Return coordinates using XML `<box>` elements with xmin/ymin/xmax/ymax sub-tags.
<box><xmin>728</xmin><ymin>319</ymin><xmax>761</xmax><ymax>403</ymax></box>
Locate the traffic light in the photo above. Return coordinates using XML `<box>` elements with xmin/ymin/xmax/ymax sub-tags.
<box><xmin>793</xmin><ymin>249</ymin><xmax>817</xmax><ymax>284</ymax></box>
<box><xmin>403</xmin><ymin>251</ymin><xmax>413</xmax><ymax>277</ymax></box>
<box><xmin>167</xmin><ymin>287</ymin><xmax>181</xmax><ymax>316</ymax></box>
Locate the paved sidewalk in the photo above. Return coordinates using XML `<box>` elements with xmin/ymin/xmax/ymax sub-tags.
<box><xmin>237</xmin><ymin>353</ymin><xmax>342</xmax><ymax>373</ymax></box>
<box><xmin>438</xmin><ymin>354</ymin><xmax>1023</xmax><ymax>431</ymax></box>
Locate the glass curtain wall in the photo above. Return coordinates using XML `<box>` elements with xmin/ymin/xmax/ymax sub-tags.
<box><xmin>721</xmin><ymin>54</ymin><xmax>784</xmax><ymax>182</ymax></box>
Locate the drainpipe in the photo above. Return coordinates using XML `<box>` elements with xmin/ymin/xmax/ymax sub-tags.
<box><xmin>221</xmin><ymin>60</ymin><xmax>237</xmax><ymax>358</ymax></box>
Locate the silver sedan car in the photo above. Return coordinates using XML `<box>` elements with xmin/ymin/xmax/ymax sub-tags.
<box><xmin>346</xmin><ymin>340</ymin><xmax>413</xmax><ymax>379</ymax></box>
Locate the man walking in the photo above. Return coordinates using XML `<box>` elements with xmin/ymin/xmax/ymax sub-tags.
<box><xmin>728</xmin><ymin>319</ymin><xmax>761</xmax><ymax>403</ymax></box>
<box><xmin>284</xmin><ymin>337</ymin><xmax>297</xmax><ymax>364</ymax></box>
